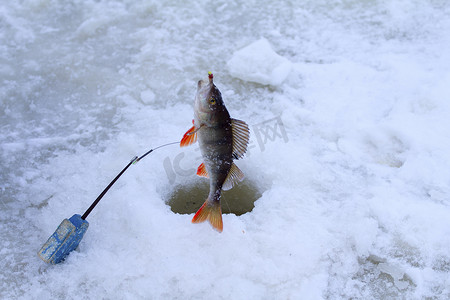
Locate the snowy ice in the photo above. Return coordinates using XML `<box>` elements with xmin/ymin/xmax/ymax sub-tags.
<box><xmin>227</xmin><ymin>38</ymin><xmax>292</xmax><ymax>86</ymax></box>
<box><xmin>1</xmin><ymin>1</ymin><xmax>450</xmax><ymax>299</ymax></box>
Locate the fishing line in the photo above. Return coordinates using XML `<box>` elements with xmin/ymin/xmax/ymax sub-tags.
<box><xmin>135</xmin><ymin>141</ymin><xmax>180</xmax><ymax>163</ymax></box>
<box><xmin>222</xmin><ymin>196</ymin><xmax>232</xmax><ymax>214</ymax></box>
<box><xmin>81</xmin><ymin>141</ymin><xmax>179</xmax><ymax>220</ymax></box>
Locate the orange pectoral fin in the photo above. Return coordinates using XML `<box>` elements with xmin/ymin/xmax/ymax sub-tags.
<box><xmin>180</xmin><ymin>126</ymin><xmax>198</xmax><ymax>147</ymax></box>
<box><xmin>196</xmin><ymin>163</ymin><xmax>209</xmax><ymax>178</ymax></box>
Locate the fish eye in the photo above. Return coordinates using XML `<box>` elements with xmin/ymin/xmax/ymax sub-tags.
<box><xmin>210</xmin><ymin>98</ymin><xmax>216</xmax><ymax>104</ymax></box>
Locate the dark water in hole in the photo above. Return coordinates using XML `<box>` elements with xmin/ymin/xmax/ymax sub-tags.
<box><xmin>167</xmin><ymin>179</ymin><xmax>262</xmax><ymax>215</ymax></box>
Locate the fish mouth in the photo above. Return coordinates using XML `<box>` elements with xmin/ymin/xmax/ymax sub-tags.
<box><xmin>197</xmin><ymin>79</ymin><xmax>211</xmax><ymax>90</ymax></box>
<box><xmin>196</xmin><ymin>75</ymin><xmax>214</xmax><ymax>99</ymax></box>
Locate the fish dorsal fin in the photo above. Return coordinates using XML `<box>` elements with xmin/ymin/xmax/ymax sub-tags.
<box><xmin>222</xmin><ymin>163</ymin><xmax>244</xmax><ymax>191</ymax></box>
<box><xmin>196</xmin><ymin>163</ymin><xmax>209</xmax><ymax>178</ymax></box>
<box><xmin>231</xmin><ymin>118</ymin><xmax>250</xmax><ymax>160</ymax></box>
<box><xmin>180</xmin><ymin>125</ymin><xmax>198</xmax><ymax>147</ymax></box>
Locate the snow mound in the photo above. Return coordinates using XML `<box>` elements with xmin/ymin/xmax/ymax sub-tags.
<box><xmin>227</xmin><ymin>38</ymin><xmax>292</xmax><ymax>86</ymax></box>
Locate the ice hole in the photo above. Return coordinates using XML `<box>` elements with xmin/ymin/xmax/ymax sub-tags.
<box><xmin>166</xmin><ymin>178</ymin><xmax>263</xmax><ymax>215</ymax></box>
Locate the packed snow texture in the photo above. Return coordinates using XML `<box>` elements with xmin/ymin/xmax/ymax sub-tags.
<box><xmin>227</xmin><ymin>38</ymin><xmax>292</xmax><ymax>86</ymax></box>
<box><xmin>1</xmin><ymin>1</ymin><xmax>450</xmax><ymax>299</ymax></box>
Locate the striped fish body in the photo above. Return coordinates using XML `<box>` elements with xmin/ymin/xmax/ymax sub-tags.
<box><xmin>198</xmin><ymin>110</ymin><xmax>233</xmax><ymax>198</ymax></box>
<box><xmin>180</xmin><ymin>73</ymin><xmax>249</xmax><ymax>232</ymax></box>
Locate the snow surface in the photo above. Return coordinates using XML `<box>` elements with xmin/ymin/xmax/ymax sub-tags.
<box><xmin>1</xmin><ymin>0</ymin><xmax>450</xmax><ymax>299</ymax></box>
<box><xmin>227</xmin><ymin>38</ymin><xmax>292</xmax><ymax>86</ymax></box>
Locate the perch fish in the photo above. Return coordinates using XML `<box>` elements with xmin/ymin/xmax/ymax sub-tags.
<box><xmin>180</xmin><ymin>72</ymin><xmax>249</xmax><ymax>232</ymax></box>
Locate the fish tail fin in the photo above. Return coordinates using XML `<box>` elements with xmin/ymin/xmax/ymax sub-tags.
<box><xmin>192</xmin><ymin>199</ymin><xmax>223</xmax><ymax>232</ymax></box>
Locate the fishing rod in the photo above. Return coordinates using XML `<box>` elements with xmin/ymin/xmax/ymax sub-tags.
<box><xmin>38</xmin><ymin>141</ymin><xmax>179</xmax><ymax>264</ymax></box>
<box><xmin>81</xmin><ymin>141</ymin><xmax>179</xmax><ymax>220</ymax></box>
